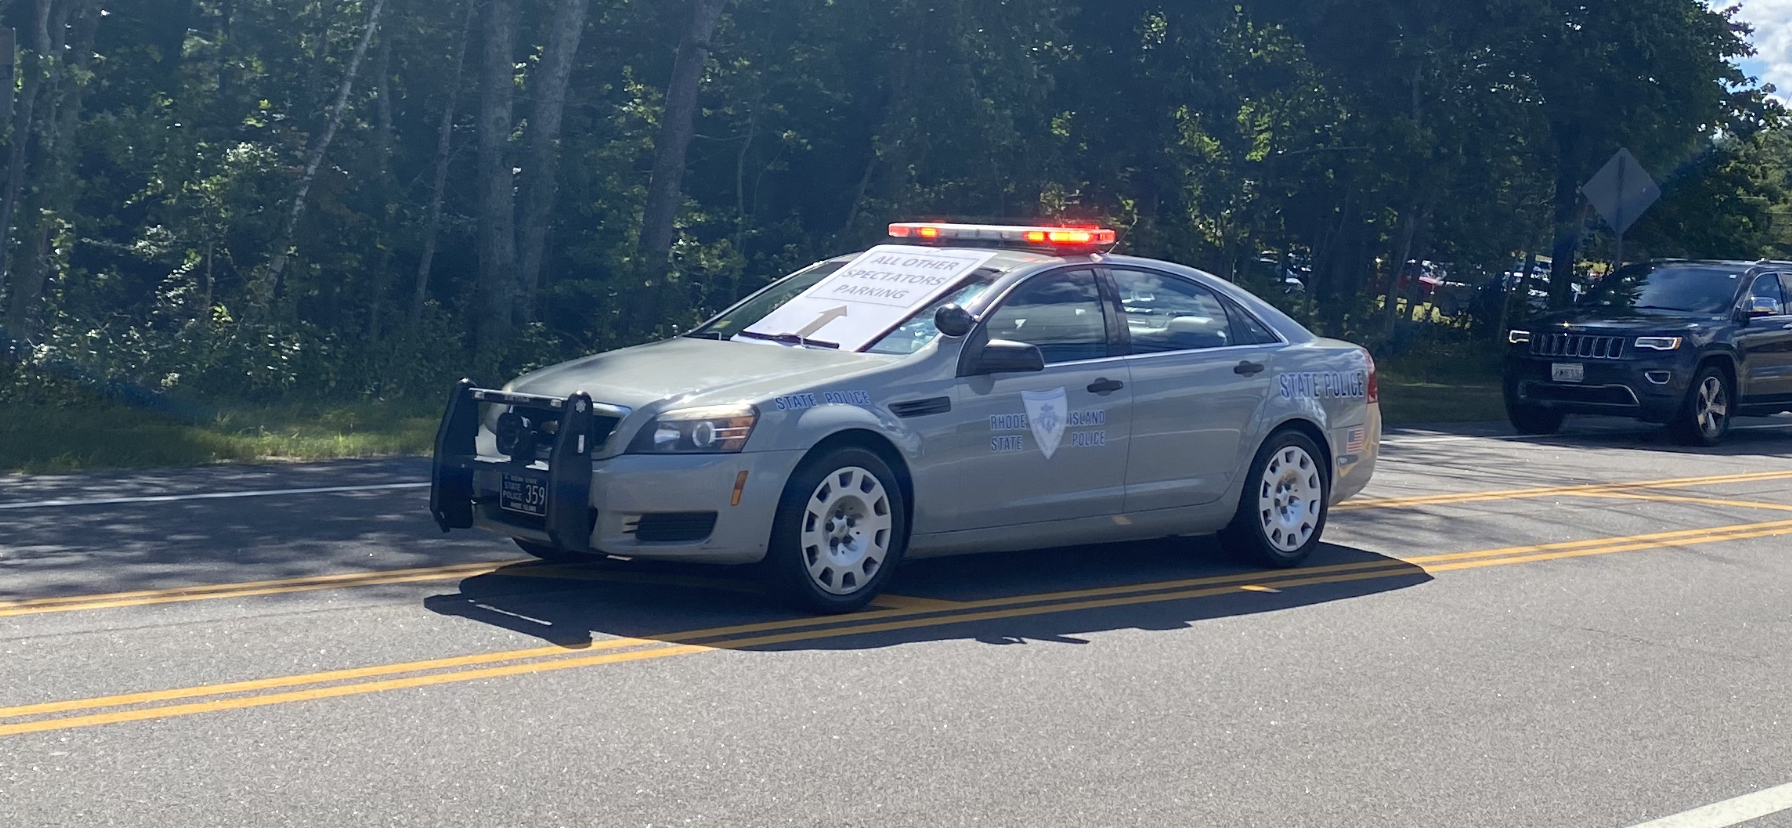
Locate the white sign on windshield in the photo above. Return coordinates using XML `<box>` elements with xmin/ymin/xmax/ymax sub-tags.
<box><xmin>740</xmin><ymin>245</ymin><xmax>999</xmax><ymax>351</ymax></box>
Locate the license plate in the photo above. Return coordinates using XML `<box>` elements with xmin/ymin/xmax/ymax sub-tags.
<box><xmin>499</xmin><ymin>473</ymin><xmax>547</xmax><ymax>516</ymax></box>
<box><xmin>1552</xmin><ymin>363</ymin><xmax>1585</xmax><ymax>384</ymax></box>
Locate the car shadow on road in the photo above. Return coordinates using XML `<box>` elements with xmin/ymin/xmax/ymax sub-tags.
<box><xmin>422</xmin><ymin>537</ymin><xmax>1432</xmax><ymax>652</ymax></box>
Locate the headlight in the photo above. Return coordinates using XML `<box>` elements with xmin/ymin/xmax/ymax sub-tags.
<box><xmin>1508</xmin><ymin>329</ymin><xmax>1532</xmax><ymax>345</ymax></box>
<box><xmin>1634</xmin><ymin>336</ymin><xmax>1683</xmax><ymax>351</ymax></box>
<box><xmin>627</xmin><ymin>404</ymin><xmax>758</xmax><ymax>454</ymax></box>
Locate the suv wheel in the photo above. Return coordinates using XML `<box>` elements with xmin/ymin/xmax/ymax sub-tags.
<box><xmin>1220</xmin><ymin>430</ymin><xmax>1330</xmax><ymax>568</ymax></box>
<box><xmin>1670</xmin><ymin>366</ymin><xmax>1732</xmax><ymax>446</ymax></box>
<box><xmin>1506</xmin><ymin>402</ymin><xmax>1565</xmax><ymax>435</ymax></box>
<box><xmin>764</xmin><ymin>447</ymin><xmax>908</xmax><ymax>614</ymax></box>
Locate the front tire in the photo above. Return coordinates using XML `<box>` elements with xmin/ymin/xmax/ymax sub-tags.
<box><xmin>1670</xmin><ymin>365</ymin><xmax>1732</xmax><ymax>446</ymax></box>
<box><xmin>1220</xmin><ymin>430</ymin><xmax>1330</xmax><ymax>568</ymax></box>
<box><xmin>764</xmin><ymin>447</ymin><xmax>908</xmax><ymax>614</ymax></box>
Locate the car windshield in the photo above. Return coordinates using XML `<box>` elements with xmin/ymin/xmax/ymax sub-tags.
<box><xmin>688</xmin><ymin>260</ymin><xmax>1001</xmax><ymax>352</ymax></box>
<box><xmin>686</xmin><ymin>261</ymin><xmax>848</xmax><ymax>342</ymax></box>
<box><xmin>1577</xmin><ymin>264</ymin><xmax>1745</xmax><ymax>315</ymax></box>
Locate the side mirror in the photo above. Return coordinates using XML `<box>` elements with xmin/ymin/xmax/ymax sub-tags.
<box><xmin>934</xmin><ymin>304</ymin><xmax>975</xmax><ymax>338</ymax></box>
<box><xmin>973</xmin><ymin>339</ymin><xmax>1046</xmax><ymax>375</ymax></box>
<box><xmin>1746</xmin><ymin>297</ymin><xmax>1782</xmax><ymax>319</ymax></box>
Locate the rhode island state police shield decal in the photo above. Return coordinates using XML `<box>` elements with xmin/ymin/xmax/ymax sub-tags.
<box><xmin>1022</xmin><ymin>388</ymin><xmax>1068</xmax><ymax>460</ymax></box>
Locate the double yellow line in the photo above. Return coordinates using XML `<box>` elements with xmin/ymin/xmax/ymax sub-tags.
<box><xmin>1335</xmin><ymin>469</ymin><xmax>1792</xmax><ymax>512</ymax></box>
<box><xmin>0</xmin><ymin>561</ymin><xmax>513</xmax><ymax>618</ymax></box>
<box><xmin>7</xmin><ymin>468</ymin><xmax>1791</xmax><ymax>620</ymax></box>
<box><xmin>7</xmin><ymin>514</ymin><xmax>1792</xmax><ymax>738</ymax></box>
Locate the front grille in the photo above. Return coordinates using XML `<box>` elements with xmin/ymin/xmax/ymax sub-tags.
<box><xmin>1532</xmin><ymin>333</ymin><xmax>1626</xmax><ymax>360</ymax></box>
<box><xmin>627</xmin><ymin>512</ymin><xmax>718</xmax><ymax>543</ymax></box>
<box><xmin>496</xmin><ymin>405</ymin><xmax>623</xmax><ymax>462</ymax></box>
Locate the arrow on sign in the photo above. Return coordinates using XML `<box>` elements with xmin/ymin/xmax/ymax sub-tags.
<box><xmin>796</xmin><ymin>306</ymin><xmax>849</xmax><ymax>338</ymax></box>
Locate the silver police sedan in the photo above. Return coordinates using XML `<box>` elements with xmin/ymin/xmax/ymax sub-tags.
<box><xmin>430</xmin><ymin>222</ymin><xmax>1382</xmax><ymax>613</ymax></box>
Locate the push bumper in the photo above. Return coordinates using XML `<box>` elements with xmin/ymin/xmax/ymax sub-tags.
<box><xmin>429</xmin><ymin>381</ymin><xmax>802</xmax><ymax>565</ymax></box>
<box><xmin>430</xmin><ymin>380</ymin><xmax>606</xmax><ymax>553</ymax></box>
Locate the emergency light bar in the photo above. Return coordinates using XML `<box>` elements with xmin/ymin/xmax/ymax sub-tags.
<box><xmin>889</xmin><ymin>222</ymin><xmax>1117</xmax><ymax>247</ymax></box>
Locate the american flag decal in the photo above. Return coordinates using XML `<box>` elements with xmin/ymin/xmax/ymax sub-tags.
<box><xmin>1346</xmin><ymin>427</ymin><xmax>1366</xmax><ymax>454</ymax></box>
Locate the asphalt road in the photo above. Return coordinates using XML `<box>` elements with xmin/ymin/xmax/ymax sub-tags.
<box><xmin>3</xmin><ymin>417</ymin><xmax>1792</xmax><ymax>827</ymax></box>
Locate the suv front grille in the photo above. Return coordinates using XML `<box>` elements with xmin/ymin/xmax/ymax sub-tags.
<box><xmin>1532</xmin><ymin>333</ymin><xmax>1626</xmax><ymax>360</ymax></box>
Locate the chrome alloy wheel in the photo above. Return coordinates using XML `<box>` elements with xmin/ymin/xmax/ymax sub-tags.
<box><xmin>1695</xmin><ymin>375</ymin><xmax>1729</xmax><ymax>438</ymax></box>
<box><xmin>800</xmin><ymin>466</ymin><xmax>894</xmax><ymax>596</ymax></box>
<box><xmin>1257</xmin><ymin>445</ymin><xmax>1323</xmax><ymax>553</ymax></box>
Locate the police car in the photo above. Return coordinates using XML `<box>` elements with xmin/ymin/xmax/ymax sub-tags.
<box><xmin>430</xmin><ymin>223</ymin><xmax>1382</xmax><ymax>613</ymax></box>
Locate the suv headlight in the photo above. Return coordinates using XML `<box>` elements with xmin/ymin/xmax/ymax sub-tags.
<box><xmin>1508</xmin><ymin>329</ymin><xmax>1532</xmax><ymax>345</ymax></box>
<box><xmin>1634</xmin><ymin>336</ymin><xmax>1683</xmax><ymax>351</ymax></box>
<box><xmin>627</xmin><ymin>404</ymin><xmax>758</xmax><ymax>454</ymax></box>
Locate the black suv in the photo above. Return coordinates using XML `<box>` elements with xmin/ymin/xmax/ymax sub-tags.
<box><xmin>1504</xmin><ymin>260</ymin><xmax>1792</xmax><ymax>445</ymax></box>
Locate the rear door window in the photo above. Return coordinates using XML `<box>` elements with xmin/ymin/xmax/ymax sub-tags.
<box><xmin>1109</xmin><ymin>268</ymin><xmax>1236</xmax><ymax>354</ymax></box>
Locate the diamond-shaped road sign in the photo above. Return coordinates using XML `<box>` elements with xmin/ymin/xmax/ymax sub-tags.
<box><xmin>1583</xmin><ymin>148</ymin><xmax>1660</xmax><ymax>236</ymax></box>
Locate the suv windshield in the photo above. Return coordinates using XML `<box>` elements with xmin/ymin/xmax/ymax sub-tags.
<box><xmin>1577</xmin><ymin>263</ymin><xmax>1746</xmax><ymax>315</ymax></box>
<box><xmin>688</xmin><ymin>260</ymin><xmax>1001</xmax><ymax>352</ymax></box>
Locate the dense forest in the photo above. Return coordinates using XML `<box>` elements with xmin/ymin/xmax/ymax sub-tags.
<box><xmin>0</xmin><ymin>0</ymin><xmax>1785</xmax><ymax>403</ymax></box>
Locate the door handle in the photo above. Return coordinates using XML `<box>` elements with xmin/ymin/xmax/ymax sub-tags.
<box><xmin>1234</xmin><ymin>361</ymin><xmax>1267</xmax><ymax>376</ymax></box>
<box><xmin>1087</xmin><ymin>378</ymin><xmax>1125</xmax><ymax>396</ymax></box>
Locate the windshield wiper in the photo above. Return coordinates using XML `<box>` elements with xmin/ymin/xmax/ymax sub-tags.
<box><xmin>734</xmin><ymin>330</ymin><xmax>841</xmax><ymax>349</ymax></box>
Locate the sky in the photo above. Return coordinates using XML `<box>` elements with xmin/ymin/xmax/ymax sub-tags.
<box><xmin>1731</xmin><ymin>0</ymin><xmax>1792</xmax><ymax>97</ymax></box>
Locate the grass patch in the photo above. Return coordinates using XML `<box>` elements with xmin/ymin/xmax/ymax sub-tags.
<box><xmin>1378</xmin><ymin>377</ymin><xmax>1505</xmax><ymax>425</ymax></box>
<box><xmin>0</xmin><ymin>399</ymin><xmax>439</xmax><ymax>474</ymax></box>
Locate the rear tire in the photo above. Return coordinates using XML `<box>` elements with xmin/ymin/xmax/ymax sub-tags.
<box><xmin>1220</xmin><ymin>430</ymin><xmax>1330</xmax><ymax>568</ymax></box>
<box><xmin>1669</xmin><ymin>365</ymin><xmax>1732</xmax><ymax>447</ymax></box>
<box><xmin>1506</xmin><ymin>402</ymin><xmax>1565</xmax><ymax>435</ymax></box>
<box><xmin>763</xmin><ymin>446</ymin><xmax>908</xmax><ymax>614</ymax></box>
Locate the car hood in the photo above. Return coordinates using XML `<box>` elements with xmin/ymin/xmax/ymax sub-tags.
<box><xmin>1531</xmin><ymin>308</ymin><xmax>1718</xmax><ymax>335</ymax></box>
<box><xmin>503</xmin><ymin>337</ymin><xmax>894</xmax><ymax>410</ymax></box>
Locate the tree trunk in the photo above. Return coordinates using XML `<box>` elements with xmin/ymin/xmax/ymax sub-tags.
<box><xmin>6</xmin><ymin>0</ymin><xmax>92</xmax><ymax>342</ymax></box>
<box><xmin>1547</xmin><ymin>167</ymin><xmax>1583</xmax><ymax>310</ymax></box>
<box><xmin>152</xmin><ymin>0</ymin><xmax>195</xmax><ymax>94</ymax></box>
<box><xmin>0</xmin><ymin>0</ymin><xmax>56</xmax><ymax>324</ymax></box>
<box><xmin>366</xmin><ymin>28</ymin><xmax>396</xmax><ymax>343</ymax></box>
<box><xmin>254</xmin><ymin>0</ymin><xmax>387</xmax><ymax>315</ymax></box>
<box><xmin>1382</xmin><ymin>202</ymin><xmax>1422</xmax><ymax>334</ymax></box>
<box><xmin>513</xmin><ymin>0</ymin><xmax>590</xmax><ymax>325</ymax></box>
<box><xmin>636</xmin><ymin>0</ymin><xmax>729</xmax><ymax>263</ymax></box>
<box><xmin>473</xmin><ymin>0</ymin><xmax>519</xmax><ymax>364</ymax></box>
<box><xmin>410</xmin><ymin>0</ymin><xmax>476</xmax><ymax>329</ymax></box>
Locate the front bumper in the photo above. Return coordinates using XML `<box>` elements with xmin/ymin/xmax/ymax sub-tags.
<box><xmin>430</xmin><ymin>381</ymin><xmax>802</xmax><ymax>565</ymax></box>
<box><xmin>1503</xmin><ymin>349</ymin><xmax>1694</xmax><ymax>422</ymax></box>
